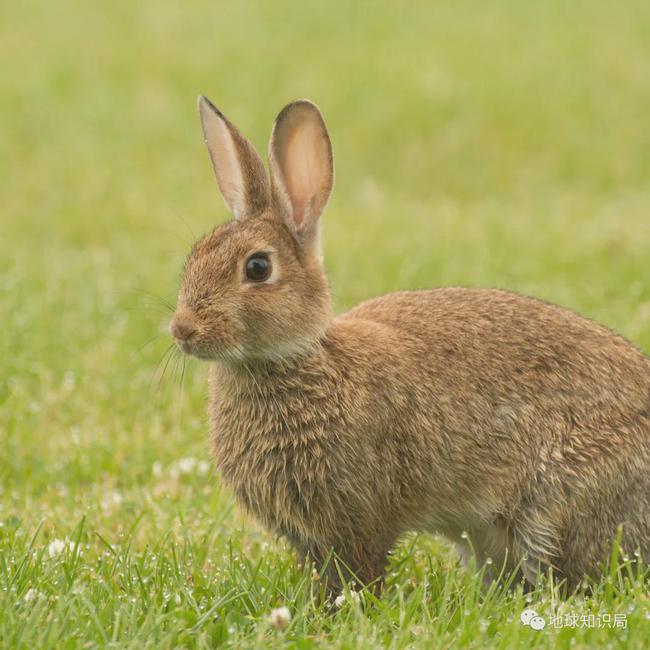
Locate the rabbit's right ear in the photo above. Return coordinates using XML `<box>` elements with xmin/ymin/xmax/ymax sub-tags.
<box><xmin>198</xmin><ymin>96</ymin><xmax>270</xmax><ymax>219</ymax></box>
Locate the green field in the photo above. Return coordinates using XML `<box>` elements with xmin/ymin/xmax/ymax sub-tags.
<box><xmin>1</xmin><ymin>0</ymin><xmax>649</xmax><ymax>647</ymax></box>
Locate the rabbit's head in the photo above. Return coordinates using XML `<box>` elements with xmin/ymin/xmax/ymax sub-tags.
<box><xmin>170</xmin><ymin>98</ymin><xmax>334</xmax><ymax>362</ymax></box>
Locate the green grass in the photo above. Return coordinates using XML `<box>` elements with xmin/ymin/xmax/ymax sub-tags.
<box><xmin>1</xmin><ymin>0</ymin><xmax>649</xmax><ymax>647</ymax></box>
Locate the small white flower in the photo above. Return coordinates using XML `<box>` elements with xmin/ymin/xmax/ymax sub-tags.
<box><xmin>197</xmin><ymin>460</ymin><xmax>211</xmax><ymax>475</ymax></box>
<box><xmin>62</xmin><ymin>371</ymin><xmax>76</xmax><ymax>391</ymax></box>
<box><xmin>178</xmin><ymin>457</ymin><xmax>197</xmax><ymax>474</ymax></box>
<box><xmin>47</xmin><ymin>539</ymin><xmax>66</xmax><ymax>557</ymax></box>
<box><xmin>24</xmin><ymin>588</ymin><xmax>41</xmax><ymax>603</ymax></box>
<box><xmin>102</xmin><ymin>491</ymin><xmax>124</xmax><ymax>511</ymax></box>
<box><xmin>152</xmin><ymin>462</ymin><xmax>163</xmax><ymax>477</ymax></box>
<box><xmin>174</xmin><ymin>593</ymin><xmax>182</xmax><ymax>606</ymax></box>
<box><xmin>269</xmin><ymin>606</ymin><xmax>291</xmax><ymax>630</ymax></box>
<box><xmin>334</xmin><ymin>590</ymin><xmax>360</xmax><ymax>608</ymax></box>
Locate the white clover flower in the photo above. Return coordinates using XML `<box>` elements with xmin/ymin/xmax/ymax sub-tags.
<box><xmin>269</xmin><ymin>606</ymin><xmax>291</xmax><ymax>630</ymax></box>
<box><xmin>334</xmin><ymin>590</ymin><xmax>360</xmax><ymax>608</ymax></box>
<box><xmin>178</xmin><ymin>457</ymin><xmax>197</xmax><ymax>474</ymax></box>
<box><xmin>62</xmin><ymin>371</ymin><xmax>76</xmax><ymax>391</ymax></box>
<box><xmin>102</xmin><ymin>491</ymin><xmax>124</xmax><ymax>511</ymax></box>
<box><xmin>24</xmin><ymin>588</ymin><xmax>41</xmax><ymax>603</ymax></box>
<box><xmin>47</xmin><ymin>539</ymin><xmax>67</xmax><ymax>557</ymax></box>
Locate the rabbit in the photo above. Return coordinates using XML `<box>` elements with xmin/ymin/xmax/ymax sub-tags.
<box><xmin>169</xmin><ymin>95</ymin><xmax>650</xmax><ymax>594</ymax></box>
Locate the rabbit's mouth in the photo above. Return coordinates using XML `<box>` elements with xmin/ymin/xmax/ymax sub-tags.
<box><xmin>169</xmin><ymin>312</ymin><xmax>220</xmax><ymax>360</ymax></box>
<box><xmin>171</xmin><ymin>330</ymin><xmax>223</xmax><ymax>360</ymax></box>
<box><xmin>174</xmin><ymin>337</ymin><xmax>222</xmax><ymax>361</ymax></box>
<box><xmin>176</xmin><ymin>338</ymin><xmax>197</xmax><ymax>356</ymax></box>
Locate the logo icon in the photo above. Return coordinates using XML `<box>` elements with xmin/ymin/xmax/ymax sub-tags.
<box><xmin>520</xmin><ymin>608</ymin><xmax>546</xmax><ymax>631</ymax></box>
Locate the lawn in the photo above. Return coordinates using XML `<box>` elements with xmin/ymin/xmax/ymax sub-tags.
<box><xmin>1</xmin><ymin>0</ymin><xmax>649</xmax><ymax>647</ymax></box>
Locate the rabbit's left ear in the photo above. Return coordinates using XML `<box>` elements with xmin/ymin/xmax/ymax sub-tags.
<box><xmin>268</xmin><ymin>100</ymin><xmax>333</xmax><ymax>248</ymax></box>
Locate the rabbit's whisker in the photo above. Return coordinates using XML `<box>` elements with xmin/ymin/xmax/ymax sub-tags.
<box><xmin>152</xmin><ymin>343</ymin><xmax>176</xmax><ymax>389</ymax></box>
<box><xmin>121</xmin><ymin>287</ymin><xmax>176</xmax><ymax>314</ymax></box>
<box><xmin>132</xmin><ymin>332</ymin><xmax>167</xmax><ymax>361</ymax></box>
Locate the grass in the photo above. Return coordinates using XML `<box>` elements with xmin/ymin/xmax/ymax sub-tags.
<box><xmin>1</xmin><ymin>0</ymin><xmax>649</xmax><ymax>647</ymax></box>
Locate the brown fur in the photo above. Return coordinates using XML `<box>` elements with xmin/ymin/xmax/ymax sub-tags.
<box><xmin>172</xmin><ymin>98</ymin><xmax>650</xmax><ymax>593</ymax></box>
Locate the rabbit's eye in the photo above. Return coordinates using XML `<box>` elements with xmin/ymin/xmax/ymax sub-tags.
<box><xmin>245</xmin><ymin>253</ymin><xmax>272</xmax><ymax>282</ymax></box>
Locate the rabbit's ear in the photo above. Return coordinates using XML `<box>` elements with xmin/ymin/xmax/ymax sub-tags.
<box><xmin>198</xmin><ymin>96</ymin><xmax>270</xmax><ymax>219</ymax></box>
<box><xmin>268</xmin><ymin>100</ymin><xmax>333</xmax><ymax>246</ymax></box>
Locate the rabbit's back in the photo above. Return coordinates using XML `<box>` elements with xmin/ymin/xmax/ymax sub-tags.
<box><xmin>341</xmin><ymin>287</ymin><xmax>649</xmax><ymax>421</ymax></box>
<box><xmin>340</xmin><ymin>288</ymin><xmax>649</xmax><ymax>581</ymax></box>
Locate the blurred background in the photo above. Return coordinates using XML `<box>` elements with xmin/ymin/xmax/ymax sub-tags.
<box><xmin>0</xmin><ymin>0</ymin><xmax>649</xmax><ymax>632</ymax></box>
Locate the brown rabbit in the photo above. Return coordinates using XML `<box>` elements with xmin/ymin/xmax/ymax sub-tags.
<box><xmin>170</xmin><ymin>96</ymin><xmax>650</xmax><ymax>593</ymax></box>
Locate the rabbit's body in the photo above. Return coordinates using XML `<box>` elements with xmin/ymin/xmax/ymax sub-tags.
<box><xmin>172</xmin><ymin>97</ymin><xmax>649</xmax><ymax>592</ymax></box>
<box><xmin>208</xmin><ymin>288</ymin><xmax>649</xmax><ymax>589</ymax></box>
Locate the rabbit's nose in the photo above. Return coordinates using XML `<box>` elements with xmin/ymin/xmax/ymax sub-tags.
<box><xmin>170</xmin><ymin>314</ymin><xmax>198</xmax><ymax>342</ymax></box>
